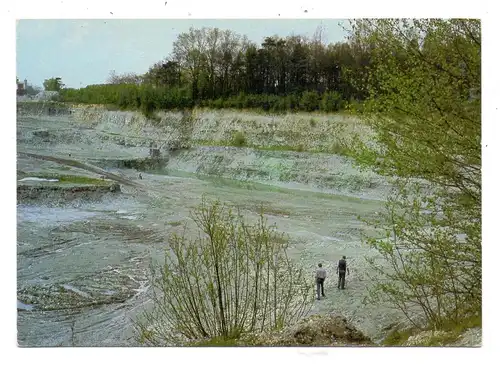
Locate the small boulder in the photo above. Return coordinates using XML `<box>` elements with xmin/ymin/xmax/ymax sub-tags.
<box><xmin>33</xmin><ymin>130</ymin><xmax>50</xmax><ymax>138</ymax></box>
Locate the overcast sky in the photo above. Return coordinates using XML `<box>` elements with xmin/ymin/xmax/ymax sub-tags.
<box><xmin>16</xmin><ymin>19</ymin><xmax>349</xmax><ymax>89</ymax></box>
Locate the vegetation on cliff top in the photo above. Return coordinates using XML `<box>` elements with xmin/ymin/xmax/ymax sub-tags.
<box><xmin>56</xmin><ymin>24</ymin><xmax>371</xmax><ymax>115</ymax></box>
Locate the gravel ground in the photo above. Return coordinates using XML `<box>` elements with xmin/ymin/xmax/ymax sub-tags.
<box><xmin>453</xmin><ymin>327</ymin><xmax>482</xmax><ymax>347</ymax></box>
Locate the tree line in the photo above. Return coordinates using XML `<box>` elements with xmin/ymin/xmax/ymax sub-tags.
<box><xmin>59</xmin><ymin>25</ymin><xmax>373</xmax><ymax>113</ymax></box>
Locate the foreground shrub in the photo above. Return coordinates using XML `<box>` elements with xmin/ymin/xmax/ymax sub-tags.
<box><xmin>135</xmin><ymin>198</ymin><xmax>312</xmax><ymax>345</ymax></box>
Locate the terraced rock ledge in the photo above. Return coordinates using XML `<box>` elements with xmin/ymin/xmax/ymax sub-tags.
<box><xmin>17</xmin><ymin>173</ymin><xmax>121</xmax><ymax>206</ymax></box>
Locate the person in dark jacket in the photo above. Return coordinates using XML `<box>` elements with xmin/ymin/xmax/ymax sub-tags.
<box><xmin>336</xmin><ymin>256</ymin><xmax>350</xmax><ymax>289</ymax></box>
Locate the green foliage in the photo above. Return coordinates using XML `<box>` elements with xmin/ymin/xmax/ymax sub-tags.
<box><xmin>135</xmin><ymin>198</ymin><xmax>312</xmax><ymax>345</ymax></box>
<box><xmin>382</xmin><ymin>328</ymin><xmax>415</xmax><ymax>346</ymax></box>
<box><xmin>60</xmin><ymin>83</ymin><xmax>193</xmax><ymax>116</ymax></box>
<box><xmin>300</xmin><ymin>91</ymin><xmax>320</xmax><ymax>112</ymax></box>
<box><xmin>348</xmin><ymin>19</ymin><xmax>481</xmax><ymax>329</ymax></box>
<box><xmin>43</xmin><ymin>77</ymin><xmax>64</xmax><ymax>91</ymax></box>
<box><xmin>329</xmin><ymin>141</ymin><xmax>349</xmax><ymax>156</ymax></box>
<box><xmin>60</xmin><ymin>83</ymin><xmax>352</xmax><ymax>114</ymax></box>
<box><xmin>56</xmin><ymin>25</ymin><xmax>381</xmax><ymax>113</ymax></box>
<box><xmin>421</xmin><ymin>332</ymin><xmax>460</xmax><ymax>346</ymax></box>
<box><xmin>231</xmin><ymin>131</ymin><xmax>246</xmax><ymax>147</ymax></box>
<box><xmin>382</xmin><ymin>314</ymin><xmax>481</xmax><ymax>346</ymax></box>
<box><xmin>321</xmin><ymin>91</ymin><xmax>345</xmax><ymax>112</ymax></box>
<box><xmin>187</xmin><ymin>336</ymin><xmax>241</xmax><ymax>347</ymax></box>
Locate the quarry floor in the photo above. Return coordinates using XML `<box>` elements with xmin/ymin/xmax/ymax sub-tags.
<box><xmin>17</xmin><ymin>111</ymin><xmax>412</xmax><ymax>346</ymax></box>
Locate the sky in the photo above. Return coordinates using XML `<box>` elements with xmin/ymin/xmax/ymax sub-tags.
<box><xmin>16</xmin><ymin>19</ymin><xmax>349</xmax><ymax>89</ymax></box>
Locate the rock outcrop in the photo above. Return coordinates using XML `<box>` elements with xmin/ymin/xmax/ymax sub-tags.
<box><xmin>238</xmin><ymin>314</ymin><xmax>373</xmax><ymax>346</ymax></box>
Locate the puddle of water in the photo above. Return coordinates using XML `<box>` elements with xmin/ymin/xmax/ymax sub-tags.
<box><xmin>17</xmin><ymin>300</ymin><xmax>35</xmax><ymax>311</ymax></box>
<box><xmin>19</xmin><ymin>177</ymin><xmax>59</xmax><ymax>182</ymax></box>
<box><xmin>62</xmin><ymin>284</ymin><xmax>91</xmax><ymax>298</ymax></box>
<box><xmin>121</xmin><ymin>215</ymin><xmax>137</xmax><ymax>220</ymax></box>
<box><xmin>17</xmin><ymin>206</ymin><xmax>100</xmax><ymax>226</ymax></box>
<box><xmin>323</xmin><ymin>236</ymin><xmax>343</xmax><ymax>242</ymax></box>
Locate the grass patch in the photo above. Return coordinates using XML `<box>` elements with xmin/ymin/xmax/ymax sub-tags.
<box><xmin>158</xmin><ymin>169</ymin><xmax>382</xmax><ymax>206</ymax></box>
<box><xmin>382</xmin><ymin>314</ymin><xmax>481</xmax><ymax>346</ymax></box>
<box><xmin>439</xmin><ymin>314</ymin><xmax>482</xmax><ymax>333</ymax></box>
<box><xmin>56</xmin><ymin>175</ymin><xmax>109</xmax><ymax>185</ymax></box>
<box><xmin>195</xmin><ymin>139</ymin><xmax>227</xmax><ymax>147</ymax></box>
<box><xmin>187</xmin><ymin>336</ymin><xmax>241</xmax><ymax>347</ymax></box>
<box><xmin>382</xmin><ymin>328</ymin><xmax>416</xmax><ymax>346</ymax></box>
<box><xmin>104</xmin><ymin>104</ymin><xmax>121</xmax><ymax>111</ymax></box>
<box><xmin>253</xmin><ymin>205</ymin><xmax>291</xmax><ymax>217</ymax></box>
<box><xmin>196</xmin><ymin>138</ymin><xmax>349</xmax><ymax>155</ymax></box>
<box><xmin>168</xmin><ymin>220</ymin><xmax>183</xmax><ymax>227</ymax></box>
<box><xmin>329</xmin><ymin>142</ymin><xmax>350</xmax><ymax>156</ymax></box>
<box><xmin>258</xmin><ymin>144</ymin><xmax>306</xmax><ymax>153</ymax></box>
<box><xmin>422</xmin><ymin>332</ymin><xmax>460</xmax><ymax>346</ymax></box>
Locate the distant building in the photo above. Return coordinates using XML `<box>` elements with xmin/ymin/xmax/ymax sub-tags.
<box><xmin>17</xmin><ymin>79</ymin><xmax>28</xmax><ymax>96</ymax></box>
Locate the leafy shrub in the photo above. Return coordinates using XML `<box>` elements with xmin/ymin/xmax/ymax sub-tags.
<box><xmin>300</xmin><ymin>91</ymin><xmax>320</xmax><ymax>112</ymax></box>
<box><xmin>135</xmin><ymin>198</ymin><xmax>312</xmax><ymax>345</ymax></box>
<box><xmin>321</xmin><ymin>91</ymin><xmax>344</xmax><ymax>112</ymax></box>
<box><xmin>330</xmin><ymin>141</ymin><xmax>348</xmax><ymax>156</ymax></box>
<box><xmin>231</xmin><ymin>131</ymin><xmax>246</xmax><ymax>147</ymax></box>
<box><xmin>351</xmin><ymin>19</ymin><xmax>481</xmax><ymax>331</ymax></box>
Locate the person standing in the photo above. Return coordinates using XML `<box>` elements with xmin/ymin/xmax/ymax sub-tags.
<box><xmin>336</xmin><ymin>256</ymin><xmax>350</xmax><ymax>289</ymax></box>
<box><xmin>315</xmin><ymin>263</ymin><xmax>327</xmax><ymax>300</ymax></box>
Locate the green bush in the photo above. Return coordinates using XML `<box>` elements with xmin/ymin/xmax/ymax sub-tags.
<box><xmin>135</xmin><ymin>198</ymin><xmax>312</xmax><ymax>345</ymax></box>
<box><xmin>213</xmin><ymin>98</ymin><xmax>224</xmax><ymax>109</ymax></box>
<box><xmin>231</xmin><ymin>131</ymin><xmax>246</xmax><ymax>147</ymax></box>
<box><xmin>59</xmin><ymin>84</ymin><xmax>355</xmax><ymax>115</ymax></box>
<box><xmin>321</xmin><ymin>91</ymin><xmax>345</xmax><ymax>112</ymax></box>
<box><xmin>382</xmin><ymin>328</ymin><xmax>415</xmax><ymax>346</ymax></box>
<box><xmin>330</xmin><ymin>141</ymin><xmax>348</xmax><ymax>156</ymax></box>
<box><xmin>300</xmin><ymin>91</ymin><xmax>320</xmax><ymax>112</ymax></box>
<box><xmin>286</xmin><ymin>94</ymin><xmax>299</xmax><ymax>111</ymax></box>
